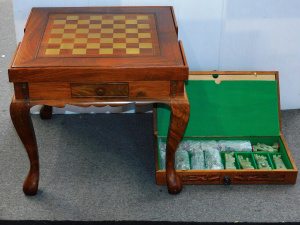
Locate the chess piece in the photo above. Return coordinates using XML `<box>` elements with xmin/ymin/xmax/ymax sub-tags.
<box><xmin>205</xmin><ymin>148</ymin><xmax>224</xmax><ymax>170</ymax></box>
<box><xmin>191</xmin><ymin>150</ymin><xmax>205</xmax><ymax>170</ymax></box>
<box><xmin>254</xmin><ymin>154</ymin><xmax>271</xmax><ymax>170</ymax></box>
<box><xmin>218</xmin><ymin>140</ymin><xmax>252</xmax><ymax>152</ymax></box>
<box><xmin>273</xmin><ymin>155</ymin><xmax>287</xmax><ymax>169</ymax></box>
<box><xmin>175</xmin><ymin>150</ymin><xmax>190</xmax><ymax>170</ymax></box>
<box><xmin>158</xmin><ymin>140</ymin><xmax>166</xmax><ymax>170</ymax></box>
<box><xmin>200</xmin><ymin>140</ymin><xmax>218</xmax><ymax>150</ymax></box>
<box><xmin>253</xmin><ymin>142</ymin><xmax>279</xmax><ymax>152</ymax></box>
<box><xmin>238</xmin><ymin>155</ymin><xmax>254</xmax><ymax>169</ymax></box>
<box><xmin>225</xmin><ymin>152</ymin><xmax>236</xmax><ymax>169</ymax></box>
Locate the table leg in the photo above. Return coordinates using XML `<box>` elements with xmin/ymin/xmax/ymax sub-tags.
<box><xmin>10</xmin><ymin>99</ymin><xmax>39</xmax><ymax>195</ymax></box>
<box><xmin>166</xmin><ymin>98</ymin><xmax>190</xmax><ymax>194</ymax></box>
<box><xmin>40</xmin><ymin>105</ymin><xmax>53</xmax><ymax>119</ymax></box>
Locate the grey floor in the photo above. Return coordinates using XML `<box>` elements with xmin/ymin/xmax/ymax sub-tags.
<box><xmin>1</xmin><ymin>0</ymin><xmax>300</xmax><ymax>222</ymax></box>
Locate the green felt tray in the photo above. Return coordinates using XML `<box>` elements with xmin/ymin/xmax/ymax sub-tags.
<box><xmin>157</xmin><ymin>80</ymin><xmax>280</xmax><ymax>137</ymax></box>
<box><xmin>158</xmin><ymin>136</ymin><xmax>293</xmax><ymax>170</ymax></box>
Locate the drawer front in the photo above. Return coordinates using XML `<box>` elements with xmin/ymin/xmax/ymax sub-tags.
<box><xmin>71</xmin><ymin>83</ymin><xmax>129</xmax><ymax>98</ymax></box>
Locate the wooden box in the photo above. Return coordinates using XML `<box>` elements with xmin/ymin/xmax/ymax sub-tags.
<box><xmin>154</xmin><ymin>71</ymin><xmax>298</xmax><ymax>185</ymax></box>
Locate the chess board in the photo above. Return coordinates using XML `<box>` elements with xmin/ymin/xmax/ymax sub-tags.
<box><xmin>38</xmin><ymin>13</ymin><xmax>160</xmax><ymax>57</ymax></box>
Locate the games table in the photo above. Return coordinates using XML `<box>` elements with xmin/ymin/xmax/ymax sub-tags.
<box><xmin>8</xmin><ymin>7</ymin><xmax>189</xmax><ymax>195</ymax></box>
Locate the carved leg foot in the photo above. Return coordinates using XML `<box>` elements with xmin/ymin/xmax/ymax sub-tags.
<box><xmin>166</xmin><ymin>97</ymin><xmax>190</xmax><ymax>194</ymax></box>
<box><xmin>40</xmin><ymin>105</ymin><xmax>53</xmax><ymax>119</ymax></box>
<box><xmin>10</xmin><ymin>98</ymin><xmax>39</xmax><ymax>195</ymax></box>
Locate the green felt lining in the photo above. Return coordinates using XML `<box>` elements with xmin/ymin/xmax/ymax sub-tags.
<box><xmin>157</xmin><ymin>80</ymin><xmax>280</xmax><ymax>137</ymax></box>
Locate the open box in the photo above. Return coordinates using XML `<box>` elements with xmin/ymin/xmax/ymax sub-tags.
<box><xmin>154</xmin><ymin>71</ymin><xmax>298</xmax><ymax>185</ymax></box>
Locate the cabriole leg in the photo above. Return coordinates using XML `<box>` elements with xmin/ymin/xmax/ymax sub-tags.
<box><xmin>165</xmin><ymin>97</ymin><xmax>190</xmax><ymax>194</ymax></box>
<box><xmin>40</xmin><ymin>105</ymin><xmax>53</xmax><ymax>119</ymax></box>
<box><xmin>10</xmin><ymin>98</ymin><xmax>39</xmax><ymax>195</ymax></box>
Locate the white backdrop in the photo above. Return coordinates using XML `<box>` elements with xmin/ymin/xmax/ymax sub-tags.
<box><xmin>13</xmin><ymin>0</ymin><xmax>300</xmax><ymax>112</ymax></box>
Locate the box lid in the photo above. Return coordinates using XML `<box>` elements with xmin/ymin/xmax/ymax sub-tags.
<box><xmin>157</xmin><ymin>72</ymin><xmax>280</xmax><ymax>137</ymax></box>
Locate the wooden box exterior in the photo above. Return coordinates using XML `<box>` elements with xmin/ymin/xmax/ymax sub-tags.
<box><xmin>154</xmin><ymin>71</ymin><xmax>298</xmax><ymax>185</ymax></box>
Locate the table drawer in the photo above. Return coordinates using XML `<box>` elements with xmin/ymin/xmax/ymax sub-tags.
<box><xmin>71</xmin><ymin>83</ymin><xmax>129</xmax><ymax>98</ymax></box>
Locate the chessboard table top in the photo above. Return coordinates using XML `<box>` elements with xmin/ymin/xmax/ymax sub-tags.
<box><xmin>10</xmin><ymin>7</ymin><xmax>188</xmax><ymax>82</ymax></box>
<box><xmin>39</xmin><ymin>13</ymin><xmax>160</xmax><ymax>57</ymax></box>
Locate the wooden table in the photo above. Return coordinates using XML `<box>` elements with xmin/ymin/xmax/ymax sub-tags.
<box><xmin>8</xmin><ymin>7</ymin><xmax>190</xmax><ymax>195</ymax></box>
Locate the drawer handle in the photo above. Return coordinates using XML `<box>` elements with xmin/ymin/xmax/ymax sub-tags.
<box><xmin>222</xmin><ymin>175</ymin><xmax>231</xmax><ymax>185</ymax></box>
<box><xmin>96</xmin><ymin>88</ymin><xmax>105</xmax><ymax>96</ymax></box>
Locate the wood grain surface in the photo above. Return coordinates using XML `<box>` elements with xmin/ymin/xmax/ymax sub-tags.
<box><xmin>10</xmin><ymin>97</ymin><xmax>39</xmax><ymax>195</ymax></box>
<box><xmin>9</xmin><ymin>7</ymin><xmax>188</xmax><ymax>82</ymax></box>
<box><xmin>129</xmin><ymin>81</ymin><xmax>170</xmax><ymax>97</ymax></box>
<box><xmin>29</xmin><ymin>82</ymin><xmax>71</xmax><ymax>99</ymax></box>
<box><xmin>165</xmin><ymin>95</ymin><xmax>190</xmax><ymax>194</ymax></box>
<box><xmin>71</xmin><ymin>83</ymin><xmax>129</xmax><ymax>97</ymax></box>
<box><xmin>28</xmin><ymin>81</ymin><xmax>172</xmax><ymax>99</ymax></box>
<box><xmin>9</xmin><ymin>6</ymin><xmax>190</xmax><ymax>195</ymax></box>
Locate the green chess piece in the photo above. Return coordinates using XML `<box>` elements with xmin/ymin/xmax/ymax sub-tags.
<box><xmin>273</xmin><ymin>155</ymin><xmax>287</xmax><ymax>169</ymax></box>
<box><xmin>191</xmin><ymin>150</ymin><xmax>205</xmax><ymax>170</ymax></box>
<box><xmin>272</xmin><ymin>142</ymin><xmax>279</xmax><ymax>150</ymax></box>
<box><xmin>253</xmin><ymin>142</ymin><xmax>279</xmax><ymax>152</ymax></box>
<box><xmin>175</xmin><ymin>150</ymin><xmax>190</xmax><ymax>170</ymax></box>
<box><xmin>254</xmin><ymin>154</ymin><xmax>272</xmax><ymax>170</ymax></box>
<box><xmin>225</xmin><ymin>152</ymin><xmax>236</xmax><ymax>169</ymax></box>
<box><xmin>238</xmin><ymin>155</ymin><xmax>254</xmax><ymax>169</ymax></box>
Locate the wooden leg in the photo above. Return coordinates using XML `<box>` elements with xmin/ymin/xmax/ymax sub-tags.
<box><xmin>40</xmin><ymin>105</ymin><xmax>53</xmax><ymax>119</ymax></box>
<box><xmin>166</xmin><ymin>97</ymin><xmax>190</xmax><ymax>194</ymax></box>
<box><xmin>10</xmin><ymin>99</ymin><xmax>39</xmax><ymax>195</ymax></box>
